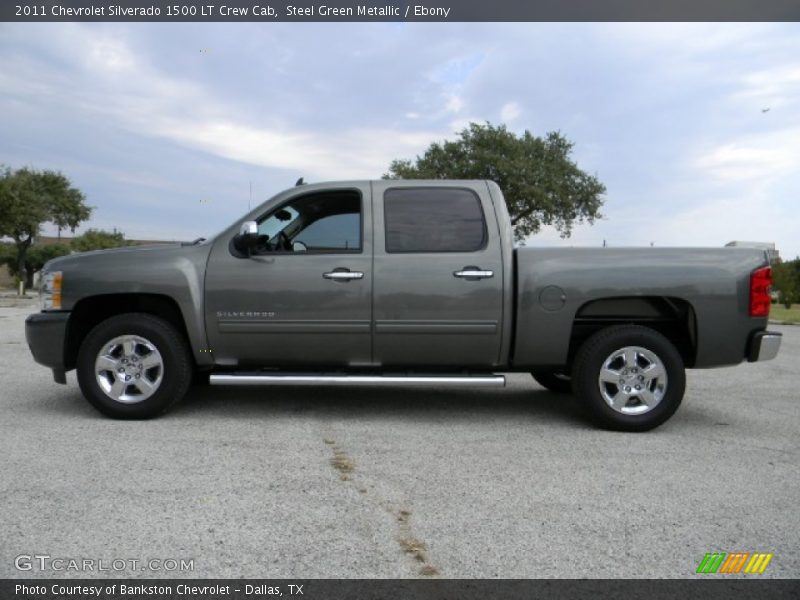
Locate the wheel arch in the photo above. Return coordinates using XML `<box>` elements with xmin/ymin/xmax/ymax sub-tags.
<box><xmin>568</xmin><ymin>296</ymin><xmax>697</xmax><ymax>369</ymax></box>
<box><xmin>65</xmin><ymin>294</ymin><xmax>195</xmax><ymax>371</ymax></box>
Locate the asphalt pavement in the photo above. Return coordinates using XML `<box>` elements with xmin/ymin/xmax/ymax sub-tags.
<box><xmin>1</xmin><ymin>300</ymin><xmax>798</xmax><ymax>578</ymax></box>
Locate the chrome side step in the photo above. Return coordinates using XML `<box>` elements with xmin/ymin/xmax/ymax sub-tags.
<box><xmin>209</xmin><ymin>372</ymin><xmax>506</xmax><ymax>387</ymax></box>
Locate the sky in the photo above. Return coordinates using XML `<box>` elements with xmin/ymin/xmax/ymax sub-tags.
<box><xmin>0</xmin><ymin>22</ymin><xmax>799</xmax><ymax>258</ymax></box>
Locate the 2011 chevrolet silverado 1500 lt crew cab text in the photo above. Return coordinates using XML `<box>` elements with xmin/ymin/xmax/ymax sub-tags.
<box><xmin>25</xmin><ymin>180</ymin><xmax>782</xmax><ymax>430</ymax></box>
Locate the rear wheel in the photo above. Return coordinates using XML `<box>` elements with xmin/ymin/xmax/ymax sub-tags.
<box><xmin>531</xmin><ymin>369</ymin><xmax>572</xmax><ymax>394</ymax></box>
<box><xmin>572</xmin><ymin>325</ymin><xmax>685</xmax><ymax>431</ymax></box>
<box><xmin>77</xmin><ymin>313</ymin><xmax>193</xmax><ymax>419</ymax></box>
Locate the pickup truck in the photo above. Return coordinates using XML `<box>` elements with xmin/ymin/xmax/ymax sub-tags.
<box><xmin>25</xmin><ymin>180</ymin><xmax>782</xmax><ymax>430</ymax></box>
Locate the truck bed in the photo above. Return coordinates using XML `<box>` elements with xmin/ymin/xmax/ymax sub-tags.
<box><xmin>512</xmin><ymin>246</ymin><xmax>770</xmax><ymax>369</ymax></box>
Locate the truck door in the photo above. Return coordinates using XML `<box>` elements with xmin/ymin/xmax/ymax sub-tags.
<box><xmin>204</xmin><ymin>183</ymin><xmax>373</xmax><ymax>368</ymax></box>
<box><xmin>372</xmin><ymin>181</ymin><xmax>505</xmax><ymax>368</ymax></box>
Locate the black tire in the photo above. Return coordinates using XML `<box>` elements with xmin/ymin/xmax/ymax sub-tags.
<box><xmin>531</xmin><ymin>369</ymin><xmax>573</xmax><ymax>394</ymax></box>
<box><xmin>76</xmin><ymin>313</ymin><xmax>193</xmax><ymax>419</ymax></box>
<box><xmin>572</xmin><ymin>325</ymin><xmax>685</xmax><ymax>432</ymax></box>
<box><xmin>192</xmin><ymin>370</ymin><xmax>211</xmax><ymax>386</ymax></box>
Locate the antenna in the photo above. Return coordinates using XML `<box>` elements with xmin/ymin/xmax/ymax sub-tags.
<box><xmin>249</xmin><ymin>181</ymin><xmax>252</xmax><ymax>210</ymax></box>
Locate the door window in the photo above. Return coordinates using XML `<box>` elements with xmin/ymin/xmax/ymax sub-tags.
<box><xmin>294</xmin><ymin>213</ymin><xmax>360</xmax><ymax>251</ymax></box>
<box><xmin>256</xmin><ymin>190</ymin><xmax>362</xmax><ymax>253</ymax></box>
<box><xmin>384</xmin><ymin>188</ymin><xmax>486</xmax><ymax>253</ymax></box>
<box><xmin>258</xmin><ymin>206</ymin><xmax>299</xmax><ymax>239</ymax></box>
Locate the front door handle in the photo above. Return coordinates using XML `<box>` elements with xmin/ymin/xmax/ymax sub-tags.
<box><xmin>323</xmin><ymin>269</ymin><xmax>364</xmax><ymax>282</ymax></box>
<box><xmin>454</xmin><ymin>267</ymin><xmax>494</xmax><ymax>280</ymax></box>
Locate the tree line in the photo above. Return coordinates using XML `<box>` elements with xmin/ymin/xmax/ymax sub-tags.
<box><xmin>0</xmin><ymin>228</ymin><xmax>128</xmax><ymax>290</ymax></box>
<box><xmin>0</xmin><ymin>166</ymin><xmax>126</xmax><ymax>292</ymax></box>
<box><xmin>773</xmin><ymin>258</ymin><xmax>800</xmax><ymax>308</ymax></box>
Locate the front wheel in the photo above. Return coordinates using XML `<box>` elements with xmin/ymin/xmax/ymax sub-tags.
<box><xmin>572</xmin><ymin>325</ymin><xmax>685</xmax><ymax>431</ymax></box>
<box><xmin>76</xmin><ymin>313</ymin><xmax>193</xmax><ymax>419</ymax></box>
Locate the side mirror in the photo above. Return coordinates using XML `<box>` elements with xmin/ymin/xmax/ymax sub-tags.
<box><xmin>239</xmin><ymin>220</ymin><xmax>258</xmax><ymax>237</ymax></box>
<box><xmin>233</xmin><ymin>220</ymin><xmax>258</xmax><ymax>255</ymax></box>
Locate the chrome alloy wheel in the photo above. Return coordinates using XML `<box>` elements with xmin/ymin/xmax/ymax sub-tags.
<box><xmin>597</xmin><ymin>346</ymin><xmax>668</xmax><ymax>415</ymax></box>
<box><xmin>94</xmin><ymin>335</ymin><xmax>164</xmax><ymax>403</ymax></box>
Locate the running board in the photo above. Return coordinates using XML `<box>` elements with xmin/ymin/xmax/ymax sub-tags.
<box><xmin>209</xmin><ymin>372</ymin><xmax>506</xmax><ymax>387</ymax></box>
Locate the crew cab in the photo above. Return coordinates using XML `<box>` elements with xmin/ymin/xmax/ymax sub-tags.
<box><xmin>25</xmin><ymin>180</ymin><xmax>782</xmax><ymax>430</ymax></box>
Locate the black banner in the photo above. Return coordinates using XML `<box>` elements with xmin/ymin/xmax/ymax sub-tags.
<box><xmin>3</xmin><ymin>579</ymin><xmax>800</xmax><ymax>600</ymax></box>
<box><xmin>3</xmin><ymin>0</ymin><xmax>800</xmax><ymax>22</ymax></box>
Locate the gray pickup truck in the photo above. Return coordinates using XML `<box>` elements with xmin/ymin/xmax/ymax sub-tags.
<box><xmin>25</xmin><ymin>180</ymin><xmax>781</xmax><ymax>430</ymax></box>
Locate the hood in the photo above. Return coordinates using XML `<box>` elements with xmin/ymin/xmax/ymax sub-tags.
<box><xmin>43</xmin><ymin>243</ymin><xmax>188</xmax><ymax>272</ymax></box>
<box><xmin>40</xmin><ymin>239</ymin><xmax>214</xmax><ymax>313</ymax></box>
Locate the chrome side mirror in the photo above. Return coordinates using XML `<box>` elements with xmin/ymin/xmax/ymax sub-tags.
<box><xmin>233</xmin><ymin>220</ymin><xmax>259</xmax><ymax>256</ymax></box>
<box><xmin>239</xmin><ymin>220</ymin><xmax>257</xmax><ymax>236</ymax></box>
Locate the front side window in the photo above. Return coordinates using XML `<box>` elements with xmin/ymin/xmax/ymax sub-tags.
<box><xmin>384</xmin><ymin>188</ymin><xmax>486</xmax><ymax>253</ymax></box>
<box><xmin>258</xmin><ymin>206</ymin><xmax>300</xmax><ymax>239</ymax></box>
<box><xmin>255</xmin><ymin>190</ymin><xmax>362</xmax><ymax>253</ymax></box>
<box><xmin>294</xmin><ymin>213</ymin><xmax>360</xmax><ymax>251</ymax></box>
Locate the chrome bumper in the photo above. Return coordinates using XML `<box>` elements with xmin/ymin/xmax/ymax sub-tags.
<box><xmin>748</xmin><ymin>331</ymin><xmax>782</xmax><ymax>362</ymax></box>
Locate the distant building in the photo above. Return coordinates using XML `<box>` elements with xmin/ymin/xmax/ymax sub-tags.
<box><xmin>725</xmin><ymin>241</ymin><xmax>779</xmax><ymax>263</ymax></box>
<box><xmin>0</xmin><ymin>235</ymin><xmax>177</xmax><ymax>289</ymax></box>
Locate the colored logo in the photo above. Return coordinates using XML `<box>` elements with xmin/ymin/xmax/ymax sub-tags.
<box><xmin>696</xmin><ymin>552</ymin><xmax>773</xmax><ymax>574</ymax></box>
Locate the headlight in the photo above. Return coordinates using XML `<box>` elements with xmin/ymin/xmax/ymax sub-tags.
<box><xmin>41</xmin><ymin>271</ymin><xmax>63</xmax><ymax>310</ymax></box>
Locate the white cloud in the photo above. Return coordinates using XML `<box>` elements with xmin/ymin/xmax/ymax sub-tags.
<box><xmin>651</xmin><ymin>194</ymin><xmax>799</xmax><ymax>258</ymax></box>
<box><xmin>528</xmin><ymin>192</ymin><xmax>800</xmax><ymax>260</ymax></box>
<box><xmin>445</xmin><ymin>94</ymin><xmax>464</xmax><ymax>113</ymax></box>
<box><xmin>155</xmin><ymin>119</ymin><xmax>439</xmax><ymax>179</ymax></box>
<box><xmin>693</xmin><ymin>128</ymin><xmax>800</xmax><ymax>183</ymax></box>
<box><xmin>735</xmin><ymin>65</ymin><xmax>800</xmax><ymax>111</ymax></box>
<box><xmin>86</xmin><ymin>35</ymin><xmax>137</xmax><ymax>72</ymax></box>
<box><xmin>500</xmin><ymin>101</ymin><xmax>521</xmax><ymax>122</ymax></box>
<box><xmin>0</xmin><ymin>25</ymin><xmax>444</xmax><ymax>180</ymax></box>
<box><xmin>447</xmin><ymin>116</ymin><xmax>485</xmax><ymax>132</ymax></box>
<box><xmin>603</xmin><ymin>23</ymin><xmax>773</xmax><ymax>57</ymax></box>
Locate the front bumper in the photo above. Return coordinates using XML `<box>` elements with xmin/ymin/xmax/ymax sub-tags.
<box><xmin>25</xmin><ymin>311</ymin><xmax>70</xmax><ymax>383</ymax></box>
<box><xmin>748</xmin><ymin>331</ymin><xmax>782</xmax><ymax>362</ymax></box>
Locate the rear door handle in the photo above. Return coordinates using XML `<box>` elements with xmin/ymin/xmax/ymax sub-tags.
<box><xmin>454</xmin><ymin>267</ymin><xmax>494</xmax><ymax>280</ymax></box>
<box><xmin>323</xmin><ymin>269</ymin><xmax>364</xmax><ymax>281</ymax></box>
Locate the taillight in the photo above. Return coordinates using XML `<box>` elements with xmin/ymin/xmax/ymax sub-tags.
<box><xmin>749</xmin><ymin>266</ymin><xmax>772</xmax><ymax>317</ymax></box>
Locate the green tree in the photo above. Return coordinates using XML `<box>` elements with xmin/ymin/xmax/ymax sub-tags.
<box><xmin>0</xmin><ymin>166</ymin><xmax>91</xmax><ymax>294</ymax></box>
<box><xmin>0</xmin><ymin>243</ymin><xmax>13</xmax><ymax>283</ymax></box>
<box><xmin>773</xmin><ymin>258</ymin><xmax>799</xmax><ymax>308</ymax></box>
<box><xmin>0</xmin><ymin>243</ymin><xmax>71</xmax><ymax>289</ymax></box>
<box><xmin>384</xmin><ymin>122</ymin><xmax>606</xmax><ymax>241</ymax></box>
<box><xmin>70</xmin><ymin>228</ymin><xmax>128</xmax><ymax>253</ymax></box>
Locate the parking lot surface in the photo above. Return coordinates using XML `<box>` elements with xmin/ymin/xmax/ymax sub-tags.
<box><xmin>1</xmin><ymin>301</ymin><xmax>798</xmax><ymax>578</ymax></box>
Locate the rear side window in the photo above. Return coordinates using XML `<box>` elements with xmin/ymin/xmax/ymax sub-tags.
<box><xmin>384</xmin><ymin>188</ymin><xmax>487</xmax><ymax>253</ymax></box>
